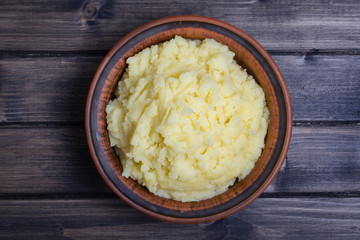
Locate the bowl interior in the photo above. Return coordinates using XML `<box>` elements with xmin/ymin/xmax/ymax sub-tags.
<box><xmin>87</xmin><ymin>17</ymin><xmax>290</xmax><ymax>222</ymax></box>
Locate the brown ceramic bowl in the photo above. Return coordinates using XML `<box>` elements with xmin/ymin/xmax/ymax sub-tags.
<box><xmin>85</xmin><ymin>15</ymin><xmax>292</xmax><ymax>224</ymax></box>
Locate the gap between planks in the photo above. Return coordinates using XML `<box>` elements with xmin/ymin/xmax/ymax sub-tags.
<box><xmin>1</xmin><ymin>49</ymin><xmax>360</xmax><ymax>58</ymax></box>
<box><xmin>1</xmin><ymin>191</ymin><xmax>360</xmax><ymax>201</ymax></box>
<box><xmin>0</xmin><ymin>121</ymin><xmax>359</xmax><ymax>128</ymax></box>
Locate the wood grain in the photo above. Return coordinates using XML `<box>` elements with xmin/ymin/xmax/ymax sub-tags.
<box><xmin>277</xmin><ymin>54</ymin><xmax>360</xmax><ymax>122</ymax></box>
<box><xmin>0</xmin><ymin>0</ymin><xmax>359</xmax><ymax>51</ymax></box>
<box><xmin>0</xmin><ymin>126</ymin><xmax>110</xmax><ymax>195</ymax></box>
<box><xmin>0</xmin><ymin>125</ymin><xmax>358</xmax><ymax>195</ymax></box>
<box><xmin>0</xmin><ymin>0</ymin><xmax>359</xmax><ymax>236</ymax></box>
<box><xmin>0</xmin><ymin>198</ymin><xmax>359</xmax><ymax>239</ymax></box>
<box><xmin>267</xmin><ymin>125</ymin><xmax>360</xmax><ymax>193</ymax></box>
<box><xmin>0</xmin><ymin>56</ymin><xmax>102</xmax><ymax>123</ymax></box>
<box><xmin>1</xmin><ymin>55</ymin><xmax>359</xmax><ymax>123</ymax></box>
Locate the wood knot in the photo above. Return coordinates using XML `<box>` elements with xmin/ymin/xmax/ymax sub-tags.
<box><xmin>83</xmin><ymin>3</ymin><xmax>97</xmax><ymax>19</ymax></box>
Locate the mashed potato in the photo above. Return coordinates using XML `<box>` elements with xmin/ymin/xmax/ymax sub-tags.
<box><xmin>106</xmin><ymin>36</ymin><xmax>269</xmax><ymax>202</ymax></box>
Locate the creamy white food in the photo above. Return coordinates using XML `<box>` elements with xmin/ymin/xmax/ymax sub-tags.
<box><xmin>106</xmin><ymin>36</ymin><xmax>269</xmax><ymax>202</ymax></box>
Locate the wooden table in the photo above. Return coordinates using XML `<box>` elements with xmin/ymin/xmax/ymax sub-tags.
<box><xmin>1</xmin><ymin>1</ymin><xmax>359</xmax><ymax>239</ymax></box>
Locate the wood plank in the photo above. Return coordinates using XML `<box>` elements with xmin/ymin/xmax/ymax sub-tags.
<box><xmin>275</xmin><ymin>54</ymin><xmax>360</xmax><ymax>122</ymax></box>
<box><xmin>266</xmin><ymin>125</ymin><xmax>360</xmax><ymax>193</ymax></box>
<box><xmin>0</xmin><ymin>198</ymin><xmax>359</xmax><ymax>239</ymax></box>
<box><xmin>0</xmin><ymin>55</ymin><xmax>103</xmax><ymax>123</ymax></box>
<box><xmin>0</xmin><ymin>125</ymin><xmax>359</xmax><ymax>195</ymax></box>
<box><xmin>1</xmin><ymin>55</ymin><xmax>359</xmax><ymax>123</ymax></box>
<box><xmin>0</xmin><ymin>0</ymin><xmax>359</xmax><ymax>51</ymax></box>
<box><xmin>0</xmin><ymin>126</ymin><xmax>110</xmax><ymax>195</ymax></box>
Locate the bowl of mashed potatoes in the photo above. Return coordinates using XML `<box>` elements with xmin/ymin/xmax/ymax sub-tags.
<box><xmin>86</xmin><ymin>16</ymin><xmax>292</xmax><ymax>223</ymax></box>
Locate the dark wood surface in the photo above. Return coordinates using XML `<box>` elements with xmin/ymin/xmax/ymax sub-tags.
<box><xmin>0</xmin><ymin>0</ymin><xmax>359</xmax><ymax>239</ymax></box>
<box><xmin>1</xmin><ymin>55</ymin><xmax>359</xmax><ymax>123</ymax></box>
<box><xmin>1</xmin><ymin>198</ymin><xmax>359</xmax><ymax>240</ymax></box>
<box><xmin>0</xmin><ymin>0</ymin><xmax>359</xmax><ymax>51</ymax></box>
<box><xmin>1</xmin><ymin>125</ymin><xmax>359</xmax><ymax>196</ymax></box>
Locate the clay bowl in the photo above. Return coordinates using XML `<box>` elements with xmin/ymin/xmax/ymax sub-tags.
<box><xmin>85</xmin><ymin>15</ymin><xmax>292</xmax><ymax>224</ymax></box>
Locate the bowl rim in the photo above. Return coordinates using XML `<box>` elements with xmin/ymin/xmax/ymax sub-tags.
<box><xmin>85</xmin><ymin>15</ymin><xmax>292</xmax><ymax>224</ymax></box>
